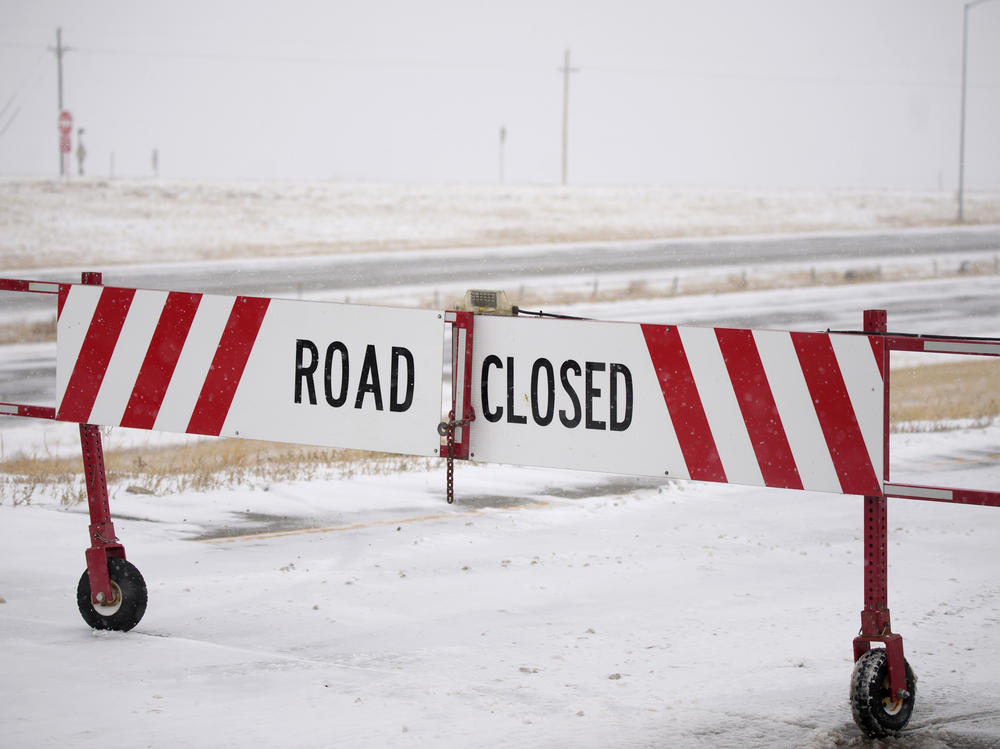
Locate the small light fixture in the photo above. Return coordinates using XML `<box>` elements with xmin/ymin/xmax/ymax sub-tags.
<box><xmin>454</xmin><ymin>289</ymin><xmax>515</xmax><ymax>316</ymax></box>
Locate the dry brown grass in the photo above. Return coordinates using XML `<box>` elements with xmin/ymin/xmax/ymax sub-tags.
<box><xmin>0</xmin><ymin>438</ymin><xmax>433</xmax><ymax>506</ymax></box>
<box><xmin>0</xmin><ymin>316</ymin><xmax>57</xmax><ymax>345</ymax></box>
<box><xmin>0</xmin><ymin>451</ymin><xmax>83</xmax><ymax>506</ymax></box>
<box><xmin>891</xmin><ymin>358</ymin><xmax>999</xmax><ymax>431</ymax></box>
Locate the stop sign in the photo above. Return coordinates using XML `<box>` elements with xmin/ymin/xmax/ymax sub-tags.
<box><xmin>58</xmin><ymin>110</ymin><xmax>72</xmax><ymax>135</ymax></box>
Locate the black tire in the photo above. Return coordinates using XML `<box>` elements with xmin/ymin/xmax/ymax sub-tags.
<box><xmin>850</xmin><ymin>648</ymin><xmax>916</xmax><ymax>738</ymax></box>
<box><xmin>76</xmin><ymin>557</ymin><xmax>148</xmax><ymax>632</ymax></box>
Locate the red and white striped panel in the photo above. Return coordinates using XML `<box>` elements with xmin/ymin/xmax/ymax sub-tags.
<box><xmin>468</xmin><ymin>316</ymin><xmax>883</xmax><ymax>496</ymax></box>
<box><xmin>56</xmin><ymin>286</ymin><xmax>264</xmax><ymax>433</ymax></box>
<box><xmin>55</xmin><ymin>284</ymin><xmax>445</xmax><ymax>456</ymax></box>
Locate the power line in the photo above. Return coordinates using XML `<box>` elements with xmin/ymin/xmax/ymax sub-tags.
<box><xmin>585</xmin><ymin>63</ymin><xmax>989</xmax><ymax>90</ymax></box>
<box><xmin>0</xmin><ymin>105</ymin><xmax>21</xmax><ymax>137</ymax></box>
<box><xmin>3</xmin><ymin>38</ymin><xmax>991</xmax><ymax>89</ymax></box>
<box><xmin>72</xmin><ymin>45</ymin><xmax>526</xmax><ymax>72</ymax></box>
<box><xmin>0</xmin><ymin>51</ymin><xmax>45</xmax><ymax>120</ymax></box>
<box><xmin>3</xmin><ymin>38</ymin><xmax>537</xmax><ymax>73</ymax></box>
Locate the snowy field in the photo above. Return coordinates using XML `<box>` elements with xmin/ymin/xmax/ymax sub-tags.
<box><xmin>1</xmin><ymin>181</ymin><xmax>999</xmax><ymax>748</ymax></box>
<box><xmin>3</xmin><ymin>178</ymin><xmax>1000</xmax><ymax>269</ymax></box>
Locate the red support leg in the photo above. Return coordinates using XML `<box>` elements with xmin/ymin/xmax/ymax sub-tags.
<box><xmin>76</xmin><ymin>271</ymin><xmax>126</xmax><ymax>607</ymax></box>
<box><xmin>81</xmin><ymin>423</ymin><xmax>125</xmax><ymax>607</ymax></box>
<box><xmin>853</xmin><ymin>309</ymin><xmax>909</xmax><ymax>703</ymax></box>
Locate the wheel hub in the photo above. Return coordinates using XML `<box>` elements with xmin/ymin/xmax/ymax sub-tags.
<box><xmin>881</xmin><ymin>674</ymin><xmax>904</xmax><ymax>715</ymax></box>
<box><xmin>93</xmin><ymin>581</ymin><xmax>123</xmax><ymax>616</ymax></box>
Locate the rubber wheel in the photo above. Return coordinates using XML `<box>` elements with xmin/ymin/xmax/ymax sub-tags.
<box><xmin>76</xmin><ymin>557</ymin><xmax>148</xmax><ymax>632</ymax></box>
<box><xmin>850</xmin><ymin>648</ymin><xmax>916</xmax><ymax>738</ymax></box>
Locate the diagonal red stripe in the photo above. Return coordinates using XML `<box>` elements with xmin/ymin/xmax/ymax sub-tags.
<box><xmin>866</xmin><ymin>334</ymin><xmax>889</xmax><ymax>481</ymax></box>
<box><xmin>867</xmin><ymin>334</ymin><xmax>885</xmax><ymax>379</ymax></box>
<box><xmin>57</xmin><ymin>285</ymin><xmax>69</xmax><ymax>320</ymax></box>
<box><xmin>58</xmin><ymin>287</ymin><xmax>136</xmax><ymax>423</ymax></box>
<box><xmin>716</xmin><ymin>328</ymin><xmax>803</xmax><ymax>490</ymax></box>
<box><xmin>186</xmin><ymin>296</ymin><xmax>270</xmax><ymax>436</ymax></box>
<box><xmin>120</xmin><ymin>291</ymin><xmax>202</xmax><ymax>430</ymax></box>
<box><xmin>641</xmin><ymin>324</ymin><xmax>726</xmax><ymax>483</ymax></box>
<box><xmin>791</xmin><ymin>332</ymin><xmax>880</xmax><ymax>495</ymax></box>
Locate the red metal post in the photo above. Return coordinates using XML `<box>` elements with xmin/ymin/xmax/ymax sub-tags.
<box><xmin>853</xmin><ymin>309</ymin><xmax>909</xmax><ymax>701</ymax></box>
<box><xmin>77</xmin><ymin>272</ymin><xmax>126</xmax><ymax>606</ymax></box>
<box><xmin>441</xmin><ymin>310</ymin><xmax>475</xmax><ymax>503</ymax></box>
<box><xmin>81</xmin><ymin>422</ymin><xmax>125</xmax><ymax>604</ymax></box>
<box><xmin>443</xmin><ymin>310</ymin><xmax>475</xmax><ymax>460</ymax></box>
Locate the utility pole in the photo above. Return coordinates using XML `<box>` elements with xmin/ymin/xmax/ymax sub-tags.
<box><xmin>957</xmin><ymin>0</ymin><xmax>1000</xmax><ymax>222</ymax></box>
<box><xmin>49</xmin><ymin>27</ymin><xmax>71</xmax><ymax>176</ymax></box>
<box><xmin>498</xmin><ymin>125</ymin><xmax>506</xmax><ymax>183</ymax></box>
<box><xmin>558</xmin><ymin>49</ymin><xmax>579</xmax><ymax>186</ymax></box>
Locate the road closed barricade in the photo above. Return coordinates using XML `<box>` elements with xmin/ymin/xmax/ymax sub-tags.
<box><xmin>2</xmin><ymin>275</ymin><xmax>998</xmax><ymax>740</ymax></box>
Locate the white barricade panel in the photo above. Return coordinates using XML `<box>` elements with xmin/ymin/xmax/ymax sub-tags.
<box><xmin>469</xmin><ymin>315</ymin><xmax>883</xmax><ymax>496</ymax></box>
<box><xmin>56</xmin><ymin>285</ymin><xmax>444</xmax><ymax>456</ymax></box>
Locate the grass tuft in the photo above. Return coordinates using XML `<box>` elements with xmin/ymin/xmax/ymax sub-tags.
<box><xmin>890</xmin><ymin>358</ymin><xmax>998</xmax><ymax>432</ymax></box>
<box><xmin>0</xmin><ymin>439</ymin><xmax>435</xmax><ymax>506</ymax></box>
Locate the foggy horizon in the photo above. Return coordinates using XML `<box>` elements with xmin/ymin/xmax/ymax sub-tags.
<box><xmin>1</xmin><ymin>0</ymin><xmax>998</xmax><ymax>190</ymax></box>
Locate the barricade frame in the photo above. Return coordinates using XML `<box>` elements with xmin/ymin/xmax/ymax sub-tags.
<box><xmin>2</xmin><ymin>273</ymin><xmax>998</xmax><ymax>738</ymax></box>
<box><xmin>848</xmin><ymin>312</ymin><xmax>1000</xmax><ymax>719</ymax></box>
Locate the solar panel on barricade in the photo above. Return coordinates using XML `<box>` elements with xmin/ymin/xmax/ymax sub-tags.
<box><xmin>54</xmin><ymin>284</ymin><xmax>444</xmax><ymax>456</ymax></box>
<box><xmin>468</xmin><ymin>315</ymin><xmax>883</xmax><ymax>496</ymax></box>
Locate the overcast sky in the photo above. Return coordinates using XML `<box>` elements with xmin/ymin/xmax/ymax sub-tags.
<box><xmin>1</xmin><ymin>0</ymin><xmax>998</xmax><ymax>189</ymax></box>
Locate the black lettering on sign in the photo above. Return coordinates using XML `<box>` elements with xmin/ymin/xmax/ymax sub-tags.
<box><xmin>530</xmin><ymin>358</ymin><xmax>554</xmax><ymax>426</ymax></box>
<box><xmin>585</xmin><ymin>361</ymin><xmax>606</xmax><ymax>430</ymax></box>
<box><xmin>355</xmin><ymin>344</ymin><xmax>383</xmax><ymax>410</ymax></box>
<box><xmin>505</xmin><ymin>356</ymin><xmax>527</xmax><ymax>424</ymax></box>
<box><xmin>559</xmin><ymin>359</ymin><xmax>582</xmax><ymax>428</ymax></box>
<box><xmin>294</xmin><ymin>339</ymin><xmax>319</xmax><ymax>404</ymax></box>
<box><xmin>324</xmin><ymin>341</ymin><xmax>349</xmax><ymax>407</ymax></box>
<box><xmin>610</xmin><ymin>362</ymin><xmax>633</xmax><ymax>431</ymax></box>
<box><xmin>390</xmin><ymin>346</ymin><xmax>415</xmax><ymax>412</ymax></box>
<box><xmin>479</xmin><ymin>354</ymin><xmax>632</xmax><ymax>431</ymax></box>
<box><xmin>482</xmin><ymin>355</ymin><xmax>503</xmax><ymax>422</ymax></box>
<box><xmin>293</xmin><ymin>339</ymin><xmax>416</xmax><ymax>413</ymax></box>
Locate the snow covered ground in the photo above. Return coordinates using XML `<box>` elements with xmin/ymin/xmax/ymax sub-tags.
<box><xmin>2</xmin><ymin>428</ymin><xmax>999</xmax><ymax>748</ymax></box>
<box><xmin>3</xmin><ymin>178</ymin><xmax>1000</xmax><ymax>269</ymax></box>
<box><xmin>1</xmin><ymin>181</ymin><xmax>999</xmax><ymax>748</ymax></box>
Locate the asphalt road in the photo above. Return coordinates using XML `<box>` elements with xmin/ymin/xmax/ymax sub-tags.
<box><xmin>5</xmin><ymin>225</ymin><xmax>1000</xmax><ymax>304</ymax></box>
